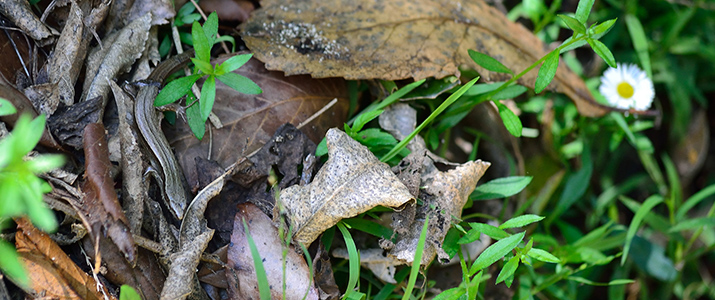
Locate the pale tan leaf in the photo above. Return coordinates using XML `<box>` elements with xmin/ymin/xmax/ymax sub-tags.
<box><xmin>241</xmin><ymin>0</ymin><xmax>609</xmax><ymax>117</ymax></box>
<box><xmin>278</xmin><ymin>128</ymin><xmax>414</xmax><ymax>245</ymax></box>
<box><xmin>228</xmin><ymin>203</ymin><xmax>318</xmax><ymax>300</ymax></box>
<box><xmin>332</xmin><ymin>248</ymin><xmax>399</xmax><ymax>284</ymax></box>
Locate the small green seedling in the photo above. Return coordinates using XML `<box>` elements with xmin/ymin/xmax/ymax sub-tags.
<box><xmin>155</xmin><ymin>12</ymin><xmax>262</xmax><ymax>139</ymax></box>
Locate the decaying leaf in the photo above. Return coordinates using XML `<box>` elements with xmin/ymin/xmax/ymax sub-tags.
<box><xmin>333</xmin><ymin>248</ymin><xmax>399</xmax><ymax>284</ymax></box>
<box><xmin>46</xmin><ymin>1</ymin><xmax>84</xmax><ymax>105</ymax></box>
<box><xmin>167</xmin><ymin>55</ymin><xmax>348</xmax><ymax>188</ymax></box>
<box><xmin>83</xmin><ymin>12</ymin><xmax>151</xmax><ymax>109</ymax></box>
<box><xmin>391</xmin><ymin>160</ymin><xmax>490</xmax><ymax>265</ymax></box>
<box><xmin>242</xmin><ymin>0</ymin><xmax>609</xmax><ymax>117</ymax></box>
<box><xmin>15</xmin><ymin>218</ymin><xmax>116</xmax><ymax>300</ymax></box>
<box><xmin>278</xmin><ymin>128</ymin><xmax>414</xmax><ymax>245</ymax></box>
<box><xmin>0</xmin><ymin>1</ymin><xmax>56</xmax><ymax>44</ymax></box>
<box><xmin>228</xmin><ymin>203</ymin><xmax>319</xmax><ymax>300</ymax></box>
<box><xmin>79</xmin><ymin>123</ymin><xmax>136</xmax><ymax>264</ymax></box>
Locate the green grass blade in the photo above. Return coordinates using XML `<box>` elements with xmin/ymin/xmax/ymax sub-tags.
<box><xmin>676</xmin><ymin>184</ymin><xmax>715</xmax><ymax>221</ymax></box>
<box><xmin>337</xmin><ymin>222</ymin><xmax>360</xmax><ymax>299</ymax></box>
<box><xmin>402</xmin><ymin>215</ymin><xmax>430</xmax><ymax>300</ymax></box>
<box><xmin>242</xmin><ymin>218</ymin><xmax>271</xmax><ymax>300</ymax></box>
<box><xmin>620</xmin><ymin>195</ymin><xmax>663</xmax><ymax>265</ymax></box>
<box><xmin>348</xmin><ymin>79</ymin><xmax>426</xmax><ymax>125</ymax></box>
<box><xmin>381</xmin><ymin>77</ymin><xmax>478</xmax><ymax>162</ymax></box>
<box><xmin>669</xmin><ymin>217</ymin><xmax>715</xmax><ymax>232</ymax></box>
<box><xmin>625</xmin><ymin>14</ymin><xmax>652</xmax><ymax>79</ymax></box>
<box><xmin>568</xmin><ymin>277</ymin><xmax>634</xmax><ymax>286</ymax></box>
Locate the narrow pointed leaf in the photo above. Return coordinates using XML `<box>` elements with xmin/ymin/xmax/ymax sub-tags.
<box><xmin>199</xmin><ymin>76</ymin><xmax>216</xmax><ymax>121</ymax></box>
<box><xmin>216</xmin><ymin>73</ymin><xmax>262</xmax><ymax>95</ymax></box>
<box><xmin>469</xmin><ymin>231</ymin><xmax>525</xmax><ymax>275</ymax></box>
<box><xmin>499</xmin><ymin>215</ymin><xmax>545</xmax><ymax>229</ymax></box>
<box><xmin>621</xmin><ymin>195</ymin><xmax>663</xmax><ymax>265</ymax></box>
<box><xmin>155</xmin><ymin>74</ymin><xmax>202</xmax><ymax>106</ymax></box>
<box><xmin>535</xmin><ymin>51</ymin><xmax>559</xmax><ymax>93</ymax></box>
<box><xmin>494</xmin><ymin>101</ymin><xmax>522</xmax><ymax>137</ymax></box>
<box><xmin>575</xmin><ymin>0</ymin><xmax>595</xmax><ymax>24</ymax></box>
<box><xmin>468</xmin><ymin>49</ymin><xmax>513</xmax><ymax>74</ymax></box>
<box><xmin>588</xmin><ymin>38</ymin><xmax>616</xmax><ymax>68</ymax></box>
<box><xmin>557</xmin><ymin>14</ymin><xmax>586</xmax><ymax>34</ymax></box>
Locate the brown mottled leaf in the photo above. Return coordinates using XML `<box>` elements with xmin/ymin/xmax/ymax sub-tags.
<box><xmin>166</xmin><ymin>55</ymin><xmax>348</xmax><ymax>188</ymax></box>
<box><xmin>79</xmin><ymin>123</ymin><xmax>136</xmax><ymax>264</ymax></box>
<box><xmin>15</xmin><ymin>218</ymin><xmax>116</xmax><ymax>300</ymax></box>
<box><xmin>227</xmin><ymin>203</ymin><xmax>318</xmax><ymax>300</ymax></box>
<box><xmin>241</xmin><ymin>0</ymin><xmax>609</xmax><ymax>117</ymax></box>
<box><xmin>278</xmin><ymin>128</ymin><xmax>414</xmax><ymax>245</ymax></box>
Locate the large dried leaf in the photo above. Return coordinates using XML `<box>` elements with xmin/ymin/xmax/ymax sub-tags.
<box><xmin>241</xmin><ymin>0</ymin><xmax>608</xmax><ymax>117</ymax></box>
<box><xmin>14</xmin><ymin>218</ymin><xmax>116</xmax><ymax>300</ymax></box>
<box><xmin>279</xmin><ymin>128</ymin><xmax>414</xmax><ymax>245</ymax></box>
<box><xmin>227</xmin><ymin>203</ymin><xmax>318</xmax><ymax>300</ymax></box>
<box><xmin>166</xmin><ymin>55</ymin><xmax>348</xmax><ymax>188</ymax></box>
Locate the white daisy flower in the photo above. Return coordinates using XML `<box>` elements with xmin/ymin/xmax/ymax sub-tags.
<box><xmin>599</xmin><ymin>63</ymin><xmax>654</xmax><ymax>111</ymax></box>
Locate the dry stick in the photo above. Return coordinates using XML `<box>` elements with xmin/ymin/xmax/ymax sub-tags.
<box><xmin>188</xmin><ymin>0</ymin><xmax>231</xmax><ymax>54</ymax></box>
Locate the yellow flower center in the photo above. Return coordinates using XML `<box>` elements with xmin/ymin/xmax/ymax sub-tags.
<box><xmin>617</xmin><ymin>82</ymin><xmax>634</xmax><ymax>98</ymax></box>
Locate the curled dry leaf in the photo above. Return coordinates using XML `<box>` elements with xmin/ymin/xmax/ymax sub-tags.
<box><xmin>14</xmin><ymin>218</ymin><xmax>116</xmax><ymax>300</ymax></box>
<box><xmin>391</xmin><ymin>160</ymin><xmax>490</xmax><ymax>266</ymax></box>
<box><xmin>0</xmin><ymin>1</ymin><xmax>55</xmax><ymax>44</ymax></box>
<box><xmin>227</xmin><ymin>203</ymin><xmax>319</xmax><ymax>300</ymax></box>
<box><xmin>242</xmin><ymin>0</ymin><xmax>608</xmax><ymax>117</ymax></box>
<box><xmin>166</xmin><ymin>54</ymin><xmax>348</xmax><ymax>188</ymax></box>
<box><xmin>46</xmin><ymin>1</ymin><xmax>84</xmax><ymax>106</ymax></box>
<box><xmin>278</xmin><ymin>128</ymin><xmax>414</xmax><ymax>245</ymax></box>
<box><xmin>79</xmin><ymin>123</ymin><xmax>136</xmax><ymax>264</ymax></box>
<box><xmin>84</xmin><ymin>12</ymin><xmax>151</xmax><ymax>109</ymax></box>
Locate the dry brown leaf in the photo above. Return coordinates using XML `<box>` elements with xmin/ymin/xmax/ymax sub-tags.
<box><xmin>227</xmin><ymin>203</ymin><xmax>318</xmax><ymax>300</ymax></box>
<box><xmin>241</xmin><ymin>0</ymin><xmax>608</xmax><ymax>117</ymax></box>
<box><xmin>278</xmin><ymin>128</ymin><xmax>414</xmax><ymax>245</ymax></box>
<box><xmin>46</xmin><ymin>1</ymin><xmax>84</xmax><ymax>106</ymax></box>
<box><xmin>79</xmin><ymin>123</ymin><xmax>137</xmax><ymax>264</ymax></box>
<box><xmin>391</xmin><ymin>160</ymin><xmax>490</xmax><ymax>266</ymax></box>
<box><xmin>14</xmin><ymin>218</ymin><xmax>116</xmax><ymax>300</ymax></box>
<box><xmin>166</xmin><ymin>54</ymin><xmax>348</xmax><ymax>188</ymax></box>
<box><xmin>0</xmin><ymin>1</ymin><xmax>56</xmax><ymax>44</ymax></box>
<box><xmin>84</xmin><ymin>12</ymin><xmax>151</xmax><ymax>107</ymax></box>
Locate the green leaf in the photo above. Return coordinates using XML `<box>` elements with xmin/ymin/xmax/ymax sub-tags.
<box><xmin>535</xmin><ymin>51</ymin><xmax>559</xmax><ymax>93</ymax></box>
<box><xmin>0</xmin><ymin>98</ymin><xmax>16</xmax><ymax>116</ymax></box>
<box><xmin>315</xmin><ymin>137</ymin><xmax>327</xmax><ymax>156</ymax></box>
<box><xmin>337</xmin><ymin>222</ymin><xmax>360</xmax><ymax>299</ymax></box>
<box><xmin>587</xmin><ymin>38</ymin><xmax>616</xmax><ymax>68</ymax></box>
<box><xmin>621</xmin><ymin>195</ymin><xmax>663</xmax><ymax>265</ymax></box>
<box><xmin>548</xmin><ymin>147</ymin><xmax>592</xmax><ymax>224</ymax></box>
<box><xmin>676</xmin><ymin>184</ymin><xmax>715</xmax><ymax>220</ymax></box>
<box><xmin>495</xmin><ymin>256</ymin><xmax>519</xmax><ymax>286</ymax></box>
<box><xmin>25</xmin><ymin>154</ymin><xmax>65</xmax><ymax>174</ymax></box>
<box><xmin>155</xmin><ymin>74</ymin><xmax>202</xmax><ymax>106</ymax></box>
<box><xmin>527</xmin><ymin>248</ymin><xmax>560</xmax><ymax>263</ymax></box>
<box><xmin>432</xmin><ymin>287</ymin><xmax>466</xmax><ymax>300</ymax></box>
<box><xmin>350</xmin><ymin>109</ymin><xmax>383</xmax><ymax>134</ymax></box>
<box><xmin>203</xmin><ymin>12</ymin><xmax>219</xmax><ymax>47</ymax></box>
<box><xmin>191</xmin><ymin>58</ymin><xmax>214</xmax><ymax>75</ymax></box>
<box><xmin>348</xmin><ymin>79</ymin><xmax>426</xmax><ymax>126</ymax></box>
<box><xmin>575</xmin><ymin>0</ymin><xmax>595</xmax><ymax>24</ymax></box>
<box><xmin>468</xmin><ymin>49</ymin><xmax>513</xmax><ymax>74</ymax></box>
<box><xmin>494</xmin><ymin>101</ymin><xmax>522</xmax><ymax>137</ymax></box>
<box><xmin>467</xmin><ymin>222</ymin><xmax>510</xmax><ymax>240</ymax></box>
<box><xmin>0</xmin><ymin>240</ymin><xmax>28</xmax><ymax>288</ymax></box>
<box><xmin>557</xmin><ymin>14</ymin><xmax>586</xmax><ymax>34</ymax></box>
<box><xmin>469</xmin><ymin>231</ymin><xmax>525</xmax><ymax>275</ymax></box>
<box><xmin>492</xmin><ymin>84</ymin><xmax>528</xmax><ymax>100</ymax></box>
<box><xmin>191</xmin><ymin>20</ymin><xmax>210</xmax><ymax>62</ymax></box>
<box><xmin>186</xmin><ymin>94</ymin><xmax>205</xmax><ymax>140</ymax></box>
<box><xmin>629</xmin><ymin>234</ymin><xmax>677</xmax><ymax>281</ymax></box>
<box><xmin>402</xmin><ymin>215</ymin><xmax>429</xmax><ymax>300</ymax></box>
<box><xmin>342</xmin><ymin>218</ymin><xmax>393</xmax><ymax>240</ymax></box>
<box><xmin>242</xmin><ymin>218</ymin><xmax>271</xmax><ymax>300</ymax></box>
<box><xmin>568</xmin><ymin>276</ymin><xmax>635</xmax><ymax>286</ymax></box>
<box><xmin>669</xmin><ymin>217</ymin><xmax>715</xmax><ymax>232</ymax></box>
<box><xmin>499</xmin><ymin>215</ymin><xmax>544</xmax><ymax>229</ymax></box>
<box><xmin>352</xmin><ymin>128</ymin><xmax>398</xmax><ymax>148</ymax></box>
<box><xmin>216</xmin><ymin>53</ymin><xmax>252</xmax><ymax>75</ymax></box>
<box><xmin>215</xmin><ymin>35</ymin><xmax>236</xmax><ymax>52</ymax></box>
<box><xmin>441</xmin><ymin>227</ymin><xmax>461</xmax><ymax>259</ymax></box>
<box><xmin>216</xmin><ymin>72</ymin><xmax>262</xmax><ymax>95</ymax></box>
<box><xmin>470</xmin><ymin>176</ymin><xmax>532</xmax><ymax>201</ymax></box>
<box><xmin>589</xmin><ymin>18</ymin><xmax>617</xmax><ymax>40</ymax></box>
<box><xmin>625</xmin><ymin>14</ymin><xmax>652</xmax><ymax>79</ymax></box>
<box><xmin>199</xmin><ymin>76</ymin><xmax>216</xmax><ymax>121</ymax></box>
<box><xmin>120</xmin><ymin>285</ymin><xmax>142</xmax><ymax>300</ymax></box>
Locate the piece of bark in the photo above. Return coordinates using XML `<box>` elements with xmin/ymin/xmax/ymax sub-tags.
<box><xmin>47</xmin><ymin>96</ymin><xmax>103</xmax><ymax>149</ymax></box>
